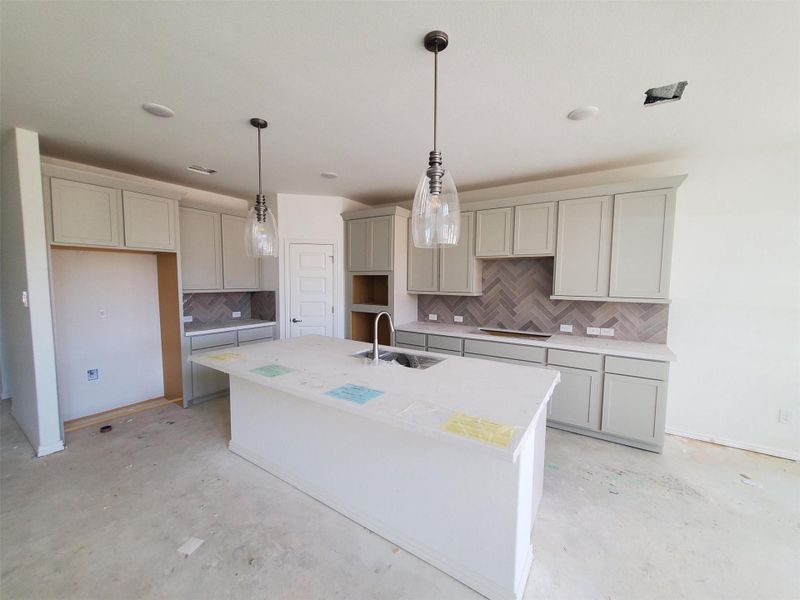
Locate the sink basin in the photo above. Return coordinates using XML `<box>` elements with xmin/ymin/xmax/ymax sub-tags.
<box><xmin>353</xmin><ymin>349</ymin><xmax>445</xmax><ymax>370</ymax></box>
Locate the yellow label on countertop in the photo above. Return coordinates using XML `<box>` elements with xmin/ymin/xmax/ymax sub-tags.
<box><xmin>442</xmin><ymin>413</ymin><xmax>516</xmax><ymax>448</ymax></box>
<box><xmin>207</xmin><ymin>351</ymin><xmax>241</xmax><ymax>361</ymax></box>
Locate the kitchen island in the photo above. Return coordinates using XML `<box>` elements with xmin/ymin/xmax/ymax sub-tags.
<box><xmin>190</xmin><ymin>335</ymin><xmax>560</xmax><ymax>600</ymax></box>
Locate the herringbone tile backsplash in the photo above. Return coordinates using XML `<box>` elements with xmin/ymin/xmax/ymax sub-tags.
<box><xmin>183</xmin><ymin>291</ymin><xmax>276</xmax><ymax>324</ymax></box>
<box><xmin>417</xmin><ymin>258</ymin><xmax>668</xmax><ymax>343</ymax></box>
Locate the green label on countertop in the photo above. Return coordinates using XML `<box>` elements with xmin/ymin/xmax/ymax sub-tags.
<box><xmin>250</xmin><ymin>365</ymin><xmax>294</xmax><ymax>378</ymax></box>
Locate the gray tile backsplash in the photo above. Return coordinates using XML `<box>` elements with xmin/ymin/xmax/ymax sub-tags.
<box><xmin>183</xmin><ymin>291</ymin><xmax>276</xmax><ymax>325</ymax></box>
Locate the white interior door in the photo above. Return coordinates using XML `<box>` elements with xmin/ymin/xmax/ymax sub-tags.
<box><xmin>288</xmin><ymin>243</ymin><xmax>335</xmax><ymax>338</ymax></box>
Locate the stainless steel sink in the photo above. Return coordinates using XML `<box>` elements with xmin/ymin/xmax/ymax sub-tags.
<box><xmin>353</xmin><ymin>349</ymin><xmax>445</xmax><ymax>370</ymax></box>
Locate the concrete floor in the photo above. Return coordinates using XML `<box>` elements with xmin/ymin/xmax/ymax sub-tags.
<box><xmin>1</xmin><ymin>397</ymin><xmax>798</xmax><ymax>600</ymax></box>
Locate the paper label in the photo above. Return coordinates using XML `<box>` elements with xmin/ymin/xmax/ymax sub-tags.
<box><xmin>325</xmin><ymin>384</ymin><xmax>384</xmax><ymax>405</ymax></box>
<box><xmin>250</xmin><ymin>365</ymin><xmax>294</xmax><ymax>378</ymax></box>
<box><xmin>207</xmin><ymin>351</ymin><xmax>241</xmax><ymax>361</ymax></box>
<box><xmin>442</xmin><ymin>413</ymin><xmax>517</xmax><ymax>448</ymax></box>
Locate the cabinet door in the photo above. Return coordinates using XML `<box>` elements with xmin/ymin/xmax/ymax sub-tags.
<box><xmin>190</xmin><ymin>345</ymin><xmax>234</xmax><ymax>398</ymax></box>
<box><xmin>407</xmin><ymin>222</ymin><xmax>439</xmax><ymax>292</ymax></box>
<box><xmin>369</xmin><ymin>215</ymin><xmax>393</xmax><ymax>271</ymax></box>
<box><xmin>553</xmin><ymin>196</ymin><xmax>612</xmax><ymax>297</ymax></box>
<box><xmin>180</xmin><ymin>208</ymin><xmax>222</xmax><ymax>290</ymax></box>
<box><xmin>347</xmin><ymin>219</ymin><xmax>370</xmax><ymax>272</ymax></box>
<box><xmin>221</xmin><ymin>214</ymin><xmax>260</xmax><ymax>290</ymax></box>
<box><xmin>475</xmin><ymin>207</ymin><xmax>512</xmax><ymax>257</ymax></box>
<box><xmin>50</xmin><ymin>178</ymin><xmax>121</xmax><ymax>247</ymax></box>
<box><xmin>440</xmin><ymin>212</ymin><xmax>476</xmax><ymax>293</ymax></box>
<box><xmin>122</xmin><ymin>191</ymin><xmax>176</xmax><ymax>250</ymax></box>
<box><xmin>601</xmin><ymin>373</ymin><xmax>665</xmax><ymax>445</ymax></box>
<box><xmin>609</xmin><ymin>190</ymin><xmax>674</xmax><ymax>299</ymax></box>
<box><xmin>547</xmin><ymin>366</ymin><xmax>602</xmax><ymax>430</ymax></box>
<box><xmin>513</xmin><ymin>202</ymin><xmax>556</xmax><ymax>256</ymax></box>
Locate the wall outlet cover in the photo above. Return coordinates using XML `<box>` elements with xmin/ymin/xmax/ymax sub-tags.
<box><xmin>232</xmin><ymin>311</ymin><xmax>242</xmax><ymax>318</ymax></box>
<box><xmin>98</xmin><ymin>308</ymin><xmax>107</xmax><ymax>319</ymax></box>
<box><xmin>600</xmin><ymin>328</ymin><xmax>615</xmax><ymax>337</ymax></box>
<box><xmin>428</xmin><ymin>314</ymin><xmax>438</xmax><ymax>321</ymax></box>
<box><xmin>87</xmin><ymin>369</ymin><xmax>99</xmax><ymax>381</ymax></box>
<box><xmin>778</xmin><ymin>408</ymin><xmax>795</xmax><ymax>425</ymax></box>
<box><xmin>182</xmin><ymin>315</ymin><xmax>193</xmax><ymax>323</ymax></box>
<box><xmin>454</xmin><ymin>316</ymin><xmax>464</xmax><ymax>323</ymax></box>
<box><xmin>586</xmin><ymin>327</ymin><xmax>601</xmax><ymax>336</ymax></box>
<box><xmin>560</xmin><ymin>324</ymin><xmax>573</xmax><ymax>333</ymax></box>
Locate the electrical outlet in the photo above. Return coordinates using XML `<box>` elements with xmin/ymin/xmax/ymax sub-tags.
<box><xmin>87</xmin><ymin>369</ymin><xmax>99</xmax><ymax>381</ymax></box>
<box><xmin>98</xmin><ymin>308</ymin><xmax>107</xmax><ymax>319</ymax></box>
<box><xmin>232</xmin><ymin>311</ymin><xmax>242</xmax><ymax>318</ymax></box>
<box><xmin>778</xmin><ymin>409</ymin><xmax>795</xmax><ymax>425</ymax></box>
<box><xmin>428</xmin><ymin>314</ymin><xmax>438</xmax><ymax>321</ymax></box>
<box><xmin>600</xmin><ymin>328</ymin><xmax>615</xmax><ymax>337</ymax></box>
<box><xmin>586</xmin><ymin>327</ymin><xmax>601</xmax><ymax>335</ymax></box>
<box><xmin>182</xmin><ymin>315</ymin><xmax>193</xmax><ymax>323</ymax></box>
<box><xmin>560</xmin><ymin>324</ymin><xmax>573</xmax><ymax>333</ymax></box>
<box><xmin>454</xmin><ymin>316</ymin><xmax>464</xmax><ymax>323</ymax></box>
<box><xmin>21</xmin><ymin>291</ymin><xmax>28</xmax><ymax>308</ymax></box>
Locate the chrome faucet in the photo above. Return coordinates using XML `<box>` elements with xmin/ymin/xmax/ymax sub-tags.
<box><xmin>373</xmin><ymin>311</ymin><xmax>395</xmax><ymax>365</ymax></box>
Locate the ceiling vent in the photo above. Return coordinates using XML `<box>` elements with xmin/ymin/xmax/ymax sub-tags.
<box><xmin>644</xmin><ymin>81</ymin><xmax>688</xmax><ymax>106</ymax></box>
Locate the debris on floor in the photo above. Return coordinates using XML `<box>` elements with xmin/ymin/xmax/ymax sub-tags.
<box><xmin>177</xmin><ymin>537</ymin><xmax>204</xmax><ymax>557</ymax></box>
<box><xmin>739</xmin><ymin>474</ymin><xmax>764</xmax><ymax>489</ymax></box>
<box><xmin>99</xmin><ymin>425</ymin><xmax>112</xmax><ymax>433</ymax></box>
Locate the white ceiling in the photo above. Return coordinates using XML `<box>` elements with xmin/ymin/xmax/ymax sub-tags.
<box><xmin>2</xmin><ymin>1</ymin><xmax>798</xmax><ymax>204</ymax></box>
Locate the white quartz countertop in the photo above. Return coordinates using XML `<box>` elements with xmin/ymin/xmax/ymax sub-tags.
<box><xmin>396</xmin><ymin>321</ymin><xmax>676</xmax><ymax>362</ymax></box>
<box><xmin>184</xmin><ymin>319</ymin><xmax>276</xmax><ymax>337</ymax></box>
<box><xmin>190</xmin><ymin>335</ymin><xmax>560</xmax><ymax>461</ymax></box>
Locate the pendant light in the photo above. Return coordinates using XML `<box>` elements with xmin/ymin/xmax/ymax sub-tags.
<box><xmin>244</xmin><ymin>118</ymin><xmax>279</xmax><ymax>258</ymax></box>
<box><xmin>411</xmin><ymin>30</ymin><xmax>460</xmax><ymax>249</ymax></box>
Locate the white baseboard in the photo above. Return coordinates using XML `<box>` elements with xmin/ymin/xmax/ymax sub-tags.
<box><xmin>37</xmin><ymin>440</ymin><xmax>65</xmax><ymax>457</ymax></box>
<box><xmin>665</xmin><ymin>428</ymin><xmax>799</xmax><ymax>461</ymax></box>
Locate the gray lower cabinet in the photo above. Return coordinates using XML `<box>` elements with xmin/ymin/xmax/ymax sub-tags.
<box><xmin>547</xmin><ymin>366</ymin><xmax>602</xmax><ymax>430</ymax></box>
<box><xmin>191</xmin><ymin>347</ymin><xmax>234</xmax><ymax>398</ymax></box>
<box><xmin>601</xmin><ymin>373</ymin><xmax>666</xmax><ymax>447</ymax></box>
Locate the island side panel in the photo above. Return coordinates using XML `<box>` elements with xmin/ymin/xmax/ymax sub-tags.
<box><xmin>227</xmin><ymin>375</ymin><xmax>537</xmax><ymax>600</ymax></box>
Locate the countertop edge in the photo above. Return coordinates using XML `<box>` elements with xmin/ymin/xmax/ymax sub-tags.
<box><xmin>185</xmin><ymin>321</ymin><xmax>277</xmax><ymax>337</ymax></box>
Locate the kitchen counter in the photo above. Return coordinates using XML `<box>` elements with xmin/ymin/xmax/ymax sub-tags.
<box><xmin>190</xmin><ymin>334</ymin><xmax>558</xmax><ymax>600</ymax></box>
<box><xmin>396</xmin><ymin>321</ymin><xmax>676</xmax><ymax>362</ymax></box>
<box><xmin>184</xmin><ymin>319</ymin><xmax>276</xmax><ymax>337</ymax></box>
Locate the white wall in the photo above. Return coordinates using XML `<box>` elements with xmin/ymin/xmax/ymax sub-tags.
<box><xmin>0</xmin><ymin>129</ymin><xmax>63</xmax><ymax>455</ymax></box>
<box><xmin>51</xmin><ymin>249</ymin><xmax>165</xmax><ymax>420</ymax></box>
<box><xmin>273</xmin><ymin>193</ymin><xmax>368</xmax><ymax>338</ymax></box>
<box><xmin>458</xmin><ymin>146</ymin><xmax>800</xmax><ymax>460</ymax></box>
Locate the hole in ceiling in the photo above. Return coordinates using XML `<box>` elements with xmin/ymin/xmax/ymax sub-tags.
<box><xmin>644</xmin><ymin>81</ymin><xmax>688</xmax><ymax>106</ymax></box>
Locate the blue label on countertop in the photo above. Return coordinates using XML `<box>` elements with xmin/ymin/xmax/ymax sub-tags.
<box><xmin>325</xmin><ymin>384</ymin><xmax>383</xmax><ymax>405</ymax></box>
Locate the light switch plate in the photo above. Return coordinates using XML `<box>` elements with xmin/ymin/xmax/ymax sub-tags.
<box><xmin>232</xmin><ymin>311</ymin><xmax>242</xmax><ymax>318</ymax></box>
<box><xmin>778</xmin><ymin>408</ymin><xmax>795</xmax><ymax>425</ymax></box>
<box><xmin>454</xmin><ymin>316</ymin><xmax>464</xmax><ymax>323</ymax></box>
<box><xmin>87</xmin><ymin>369</ymin><xmax>99</xmax><ymax>381</ymax></box>
<box><xmin>182</xmin><ymin>315</ymin><xmax>193</xmax><ymax>323</ymax></box>
<box><xmin>586</xmin><ymin>327</ymin><xmax>601</xmax><ymax>335</ymax></box>
<box><xmin>428</xmin><ymin>314</ymin><xmax>438</xmax><ymax>321</ymax></box>
<box><xmin>98</xmin><ymin>308</ymin><xmax>107</xmax><ymax>319</ymax></box>
<box><xmin>600</xmin><ymin>328</ymin><xmax>615</xmax><ymax>337</ymax></box>
<box><xmin>560</xmin><ymin>324</ymin><xmax>573</xmax><ymax>333</ymax></box>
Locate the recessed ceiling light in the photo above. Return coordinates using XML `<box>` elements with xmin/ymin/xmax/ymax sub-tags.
<box><xmin>567</xmin><ymin>106</ymin><xmax>599</xmax><ymax>121</ymax></box>
<box><xmin>321</xmin><ymin>171</ymin><xmax>339</xmax><ymax>179</ymax></box>
<box><xmin>187</xmin><ymin>165</ymin><xmax>216</xmax><ymax>175</ymax></box>
<box><xmin>142</xmin><ymin>102</ymin><xmax>175</xmax><ymax>118</ymax></box>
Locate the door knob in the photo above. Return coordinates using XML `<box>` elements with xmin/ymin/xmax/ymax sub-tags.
<box><xmin>292</xmin><ymin>318</ymin><xmax>302</xmax><ymax>323</ymax></box>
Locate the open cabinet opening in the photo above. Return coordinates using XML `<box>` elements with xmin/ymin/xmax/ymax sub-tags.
<box><xmin>350</xmin><ymin>311</ymin><xmax>392</xmax><ymax>345</ymax></box>
<box><xmin>351</xmin><ymin>274</ymin><xmax>389</xmax><ymax>306</ymax></box>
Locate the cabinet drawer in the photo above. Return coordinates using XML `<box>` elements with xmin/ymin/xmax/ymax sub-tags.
<box><xmin>605</xmin><ymin>356</ymin><xmax>668</xmax><ymax>381</ymax></box>
<box><xmin>238</xmin><ymin>326</ymin><xmax>275</xmax><ymax>343</ymax></box>
<box><xmin>547</xmin><ymin>349</ymin><xmax>603</xmax><ymax>371</ymax></box>
<box><xmin>426</xmin><ymin>334</ymin><xmax>462</xmax><ymax>352</ymax></box>
<box><xmin>463</xmin><ymin>339</ymin><xmax>546</xmax><ymax>364</ymax></box>
<box><xmin>427</xmin><ymin>348</ymin><xmax>461</xmax><ymax>356</ymax></box>
<box><xmin>190</xmin><ymin>331</ymin><xmax>237</xmax><ymax>350</ymax></box>
<box><xmin>395</xmin><ymin>331</ymin><xmax>426</xmax><ymax>347</ymax></box>
<box><xmin>463</xmin><ymin>353</ymin><xmax>538</xmax><ymax>367</ymax></box>
<box><xmin>396</xmin><ymin>342</ymin><xmax>425</xmax><ymax>352</ymax></box>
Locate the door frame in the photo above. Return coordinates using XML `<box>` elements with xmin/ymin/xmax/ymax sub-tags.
<box><xmin>281</xmin><ymin>238</ymin><xmax>339</xmax><ymax>339</ymax></box>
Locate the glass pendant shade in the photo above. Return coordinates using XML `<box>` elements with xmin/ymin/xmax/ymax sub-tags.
<box><xmin>411</xmin><ymin>169</ymin><xmax>460</xmax><ymax>248</ymax></box>
<box><xmin>244</xmin><ymin>206</ymin><xmax>278</xmax><ymax>257</ymax></box>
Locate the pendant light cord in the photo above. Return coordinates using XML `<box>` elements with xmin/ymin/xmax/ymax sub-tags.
<box><xmin>433</xmin><ymin>44</ymin><xmax>438</xmax><ymax>152</ymax></box>
<box><xmin>257</xmin><ymin>126</ymin><xmax>263</xmax><ymax>195</ymax></box>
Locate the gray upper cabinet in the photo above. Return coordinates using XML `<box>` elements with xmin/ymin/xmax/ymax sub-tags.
<box><xmin>407</xmin><ymin>212</ymin><xmax>481</xmax><ymax>295</ymax></box>
<box><xmin>475</xmin><ymin>207</ymin><xmax>513</xmax><ymax>257</ymax></box>
<box><xmin>553</xmin><ymin>195</ymin><xmax>613</xmax><ymax>297</ymax></box>
<box><xmin>122</xmin><ymin>191</ymin><xmax>176</xmax><ymax>251</ymax></box>
<box><xmin>180</xmin><ymin>207</ymin><xmax>222</xmax><ymax>291</ymax></box>
<box><xmin>609</xmin><ymin>189</ymin><xmax>674</xmax><ymax>299</ymax></box>
<box><xmin>347</xmin><ymin>216</ymin><xmax>393</xmax><ymax>272</ymax></box>
<box><xmin>50</xmin><ymin>178</ymin><xmax>122</xmax><ymax>247</ymax></box>
<box><xmin>440</xmin><ymin>212</ymin><xmax>478</xmax><ymax>294</ymax></box>
<box><xmin>601</xmin><ymin>373</ymin><xmax>666</xmax><ymax>446</ymax></box>
<box><xmin>221</xmin><ymin>214</ymin><xmax>260</xmax><ymax>290</ymax></box>
<box><xmin>513</xmin><ymin>202</ymin><xmax>556</xmax><ymax>256</ymax></box>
